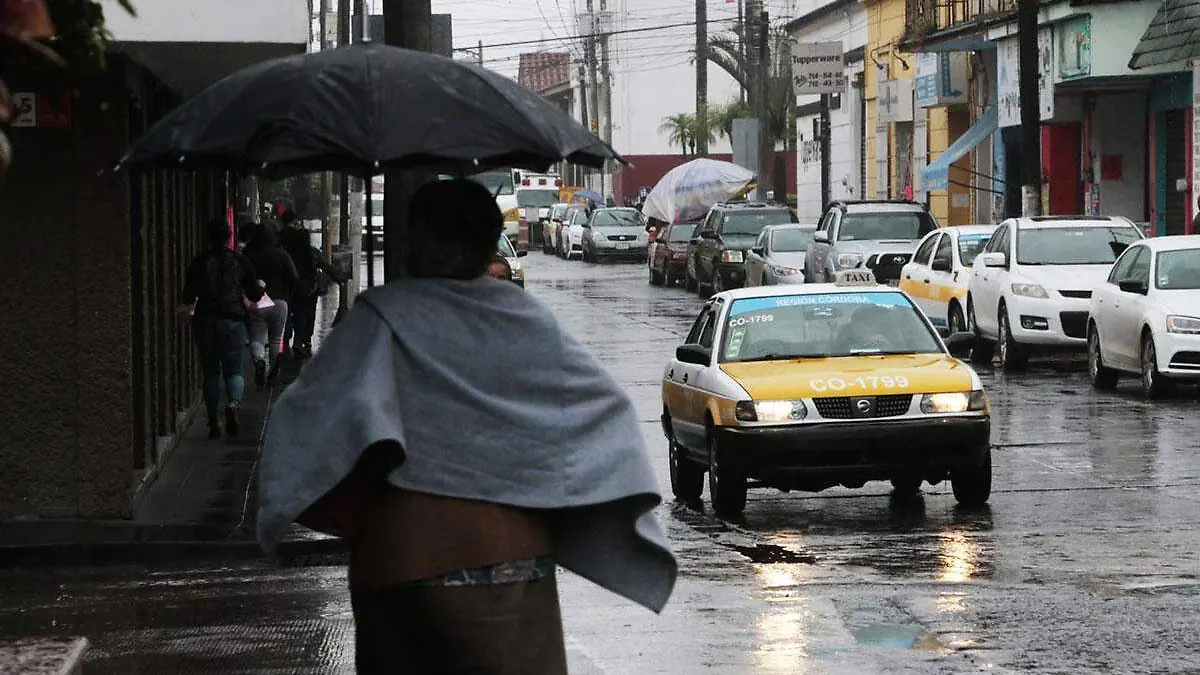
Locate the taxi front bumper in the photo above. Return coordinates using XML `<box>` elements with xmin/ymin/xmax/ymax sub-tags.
<box><xmin>716</xmin><ymin>415</ymin><xmax>989</xmax><ymax>483</ymax></box>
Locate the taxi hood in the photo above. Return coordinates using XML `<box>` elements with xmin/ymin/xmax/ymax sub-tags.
<box><xmin>720</xmin><ymin>353</ymin><xmax>975</xmax><ymax>399</ymax></box>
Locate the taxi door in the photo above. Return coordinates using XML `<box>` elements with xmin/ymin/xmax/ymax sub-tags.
<box><xmin>665</xmin><ymin>304</ymin><xmax>718</xmax><ymax>454</ymax></box>
<box><xmin>901</xmin><ymin>232</ymin><xmax>940</xmax><ymax>321</ymax></box>
<box><xmin>926</xmin><ymin>233</ymin><xmax>958</xmax><ymax>323</ymax></box>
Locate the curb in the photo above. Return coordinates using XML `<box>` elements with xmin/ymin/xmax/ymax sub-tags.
<box><xmin>0</xmin><ymin>534</ymin><xmax>348</xmax><ymax>570</ymax></box>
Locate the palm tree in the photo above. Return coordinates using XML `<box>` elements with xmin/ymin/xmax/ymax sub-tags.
<box><xmin>659</xmin><ymin>113</ymin><xmax>696</xmax><ymax>156</ymax></box>
<box><xmin>710</xmin><ymin>100</ymin><xmax>754</xmax><ymax>141</ymax></box>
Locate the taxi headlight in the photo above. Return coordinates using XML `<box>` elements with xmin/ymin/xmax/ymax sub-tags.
<box><xmin>920</xmin><ymin>390</ymin><xmax>987</xmax><ymax>414</ymax></box>
<box><xmin>1166</xmin><ymin>315</ymin><xmax>1200</xmax><ymax>334</ymax></box>
<box><xmin>722</xmin><ymin>250</ymin><xmax>745</xmax><ymax>263</ymax></box>
<box><xmin>835</xmin><ymin>252</ymin><xmax>863</xmax><ymax>269</ymax></box>
<box><xmin>770</xmin><ymin>264</ymin><xmax>800</xmax><ymax>276</ymax></box>
<box><xmin>735</xmin><ymin>399</ymin><xmax>808</xmax><ymax>422</ymax></box>
<box><xmin>1010</xmin><ymin>283</ymin><xmax>1048</xmax><ymax>299</ymax></box>
<box><xmin>502</xmin><ymin>207</ymin><xmax>521</xmax><ymax>222</ymax></box>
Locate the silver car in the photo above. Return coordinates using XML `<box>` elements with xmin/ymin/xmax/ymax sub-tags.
<box><xmin>582</xmin><ymin>208</ymin><xmax>649</xmax><ymax>263</ymax></box>
<box><xmin>744</xmin><ymin>224</ymin><xmax>817</xmax><ymax>286</ymax></box>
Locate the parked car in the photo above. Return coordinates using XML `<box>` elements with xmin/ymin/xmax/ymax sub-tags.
<box><xmin>689</xmin><ymin>202</ymin><xmax>798</xmax><ymax>295</ymax></box>
<box><xmin>744</xmin><ymin>224</ymin><xmax>818</xmax><ymax>286</ymax></box>
<box><xmin>542</xmin><ymin>202</ymin><xmax>570</xmax><ymax>254</ymax></box>
<box><xmin>966</xmin><ymin>215</ymin><xmax>1144</xmax><ymax>371</ymax></box>
<box><xmin>582</xmin><ymin>207</ymin><xmax>649</xmax><ymax>263</ymax></box>
<box><xmin>649</xmin><ymin>222</ymin><xmax>698</xmax><ymax>286</ymax></box>
<box><xmin>804</xmin><ymin>200</ymin><xmax>940</xmax><ymax>285</ymax></box>
<box><xmin>899</xmin><ymin>224</ymin><xmax>997</xmax><ymax>332</ymax></box>
<box><xmin>497</xmin><ymin>234</ymin><xmax>528</xmax><ymax>287</ymax></box>
<box><xmin>558</xmin><ymin>205</ymin><xmax>590</xmax><ymax>260</ymax></box>
<box><xmin>1087</xmin><ymin>234</ymin><xmax>1200</xmax><ymax>398</ymax></box>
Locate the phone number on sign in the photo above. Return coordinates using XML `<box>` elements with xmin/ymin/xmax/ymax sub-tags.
<box><xmin>810</xmin><ymin>376</ymin><xmax>909</xmax><ymax>392</ymax></box>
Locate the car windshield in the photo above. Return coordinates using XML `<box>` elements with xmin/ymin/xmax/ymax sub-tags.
<box><xmin>496</xmin><ymin>235</ymin><xmax>516</xmax><ymax>258</ymax></box>
<box><xmin>1016</xmin><ymin>226</ymin><xmax>1140</xmax><ymax>265</ymax></box>
<box><xmin>517</xmin><ymin>189</ymin><xmax>560</xmax><ymax>207</ymax></box>
<box><xmin>1156</xmin><ymin>249</ymin><xmax>1200</xmax><ymax>289</ymax></box>
<box><xmin>838</xmin><ymin>212</ymin><xmax>936</xmax><ymax>241</ymax></box>
<box><xmin>593</xmin><ymin>209</ymin><xmax>643</xmax><ymax>227</ymax></box>
<box><xmin>722</xmin><ymin>211</ymin><xmax>794</xmax><ymax>236</ymax></box>
<box><xmin>957</xmin><ymin>233</ymin><xmax>992</xmax><ymax>266</ymax></box>
<box><xmin>771</xmin><ymin>228</ymin><xmax>815</xmax><ymax>252</ymax></box>
<box><xmin>666</xmin><ymin>225</ymin><xmax>695</xmax><ymax>242</ymax></box>
<box><xmin>468</xmin><ymin>170</ymin><xmax>514</xmax><ymax>195</ymax></box>
<box><xmin>720</xmin><ymin>292</ymin><xmax>942</xmax><ymax>363</ymax></box>
<box><xmin>550</xmin><ymin>204</ymin><xmax>568</xmax><ymax>219</ymax></box>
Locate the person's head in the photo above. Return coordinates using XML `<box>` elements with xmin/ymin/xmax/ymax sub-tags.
<box><xmin>407</xmin><ymin>178</ymin><xmax>503</xmax><ymax>279</ymax></box>
<box><xmin>279</xmin><ymin>210</ymin><xmax>299</xmax><ymax>228</ymax></box>
<box><xmin>248</xmin><ymin>222</ymin><xmax>278</xmax><ymax>249</ymax></box>
<box><xmin>206</xmin><ymin>216</ymin><xmax>231</xmax><ymax>250</ymax></box>
<box><xmin>486</xmin><ymin>254</ymin><xmax>512</xmax><ymax>281</ymax></box>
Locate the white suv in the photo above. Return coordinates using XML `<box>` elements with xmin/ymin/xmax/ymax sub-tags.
<box><xmin>966</xmin><ymin>215</ymin><xmax>1144</xmax><ymax>371</ymax></box>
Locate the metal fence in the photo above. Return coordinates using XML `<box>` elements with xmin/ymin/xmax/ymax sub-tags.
<box><xmin>906</xmin><ymin>0</ymin><xmax>1018</xmax><ymax>36</ymax></box>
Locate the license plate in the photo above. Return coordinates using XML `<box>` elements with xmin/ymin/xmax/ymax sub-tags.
<box><xmin>617</xmin><ymin>242</ymin><xmax>630</xmax><ymax>250</ymax></box>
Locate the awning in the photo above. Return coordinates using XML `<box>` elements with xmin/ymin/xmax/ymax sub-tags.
<box><xmin>1128</xmin><ymin>0</ymin><xmax>1200</xmax><ymax>70</ymax></box>
<box><xmin>920</xmin><ymin>107</ymin><xmax>998</xmax><ymax>192</ymax></box>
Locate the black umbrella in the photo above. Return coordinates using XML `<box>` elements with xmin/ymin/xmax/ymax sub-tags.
<box><xmin>115</xmin><ymin>42</ymin><xmax>622</xmax><ymax>178</ymax></box>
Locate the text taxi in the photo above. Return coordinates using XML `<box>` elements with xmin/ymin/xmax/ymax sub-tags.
<box><xmin>661</xmin><ymin>269</ymin><xmax>992</xmax><ymax>516</ymax></box>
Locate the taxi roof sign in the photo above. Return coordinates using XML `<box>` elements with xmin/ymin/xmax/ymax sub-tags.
<box><xmin>834</xmin><ymin>269</ymin><xmax>879</xmax><ymax>286</ymax></box>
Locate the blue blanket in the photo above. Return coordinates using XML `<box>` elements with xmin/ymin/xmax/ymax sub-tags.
<box><xmin>257</xmin><ymin>277</ymin><xmax>677</xmax><ymax>612</ymax></box>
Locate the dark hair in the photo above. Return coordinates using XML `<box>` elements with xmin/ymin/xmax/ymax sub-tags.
<box><xmin>206</xmin><ymin>216</ymin><xmax>231</xmax><ymax>250</ymax></box>
<box><xmin>487</xmin><ymin>254</ymin><xmax>512</xmax><ymax>279</ymax></box>
<box><xmin>238</xmin><ymin>221</ymin><xmax>262</xmax><ymax>244</ymax></box>
<box><xmin>407</xmin><ymin>179</ymin><xmax>504</xmax><ymax>279</ymax></box>
<box><xmin>247</xmin><ymin>223</ymin><xmax>278</xmax><ymax>249</ymax></box>
<box><xmin>279</xmin><ymin>210</ymin><xmax>298</xmax><ymax>226</ymax></box>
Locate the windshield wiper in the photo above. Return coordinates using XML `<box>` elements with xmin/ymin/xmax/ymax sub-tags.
<box><xmin>838</xmin><ymin>349</ymin><xmax>922</xmax><ymax>356</ymax></box>
<box><xmin>738</xmin><ymin>353</ymin><xmax>827</xmax><ymax>362</ymax></box>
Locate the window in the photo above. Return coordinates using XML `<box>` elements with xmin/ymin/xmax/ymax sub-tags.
<box><xmin>817</xmin><ymin>210</ymin><xmax>835</xmax><ymax>232</ymax></box>
<box><xmin>837</xmin><ymin>211</ymin><xmax>937</xmax><ymax>241</ymax></box>
<box><xmin>984</xmin><ymin>225</ymin><xmax>1007</xmax><ymax>254</ymax></box>
<box><xmin>770</xmin><ymin>228</ymin><xmax>815</xmax><ymax>253</ymax></box>
<box><xmin>912</xmin><ymin>234</ymin><xmax>939</xmax><ymax>266</ymax></box>
<box><xmin>1127</xmin><ymin>247</ymin><xmax>1151</xmax><ymax>284</ymax></box>
<box><xmin>496</xmin><ymin>235</ymin><xmax>517</xmax><ymax>258</ymax></box>
<box><xmin>719</xmin><ymin>210</ymin><xmax>796</xmax><ymax>236</ymax></box>
<box><xmin>1016</xmin><ymin>226</ymin><xmax>1141</xmax><ymax>265</ymax></box>
<box><xmin>956</xmin><ymin>233</ymin><xmax>992</xmax><ymax>267</ymax></box>
<box><xmin>934</xmin><ymin>234</ymin><xmax>953</xmax><ymax>266</ymax></box>
<box><xmin>755</xmin><ymin>230</ymin><xmax>769</xmax><ymax>249</ymax></box>
<box><xmin>667</xmin><ymin>225</ymin><xmax>694</xmax><ymax>243</ymax></box>
<box><xmin>591</xmin><ymin>209</ymin><xmax>643</xmax><ymax>227</ymax></box>
<box><xmin>516</xmin><ymin>189</ymin><xmax>560</xmax><ymax>207</ymax></box>
<box><xmin>1108</xmin><ymin>246</ymin><xmax>1143</xmax><ymax>284</ymax></box>
<box><xmin>1156</xmin><ymin>249</ymin><xmax>1200</xmax><ymax>289</ymax></box>
<box><xmin>698</xmin><ymin>310</ymin><xmax>717</xmax><ymax>348</ymax></box>
<box><xmin>701</xmin><ymin>212</ymin><xmax>720</xmax><ymax>234</ymax></box>
<box><xmin>685</xmin><ymin>310</ymin><xmax>709</xmax><ymax>344</ymax></box>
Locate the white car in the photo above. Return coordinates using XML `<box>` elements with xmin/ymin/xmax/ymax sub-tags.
<box><xmin>558</xmin><ymin>207</ymin><xmax>589</xmax><ymax>260</ymax></box>
<box><xmin>966</xmin><ymin>215</ymin><xmax>1144</xmax><ymax>371</ymax></box>
<box><xmin>1087</xmin><ymin>235</ymin><xmax>1200</xmax><ymax>398</ymax></box>
<box><xmin>900</xmin><ymin>225</ymin><xmax>996</xmax><ymax>333</ymax></box>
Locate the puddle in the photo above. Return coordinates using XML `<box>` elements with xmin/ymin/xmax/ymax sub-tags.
<box><xmin>730</xmin><ymin>543</ymin><xmax>816</xmax><ymax>564</ymax></box>
<box><xmin>853</xmin><ymin>624</ymin><xmax>947</xmax><ymax>651</ymax></box>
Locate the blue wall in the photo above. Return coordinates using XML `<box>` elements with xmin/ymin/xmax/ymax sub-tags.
<box><xmin>1149</xmin><ymin>73</ymin><xmax>1191</xmax><ymax>112</ymax></box>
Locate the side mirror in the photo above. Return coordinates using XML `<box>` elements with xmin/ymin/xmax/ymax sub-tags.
<box><xmin>935</xmin><ymin>325</ymin><xmax>951</xmax><ymax>339</ymax></box>
<box><xmin>581</xmin><ymin>223</ymin><xmax>592</xmax><ymax>228</ymax></box>
<box><xmin>751</xmin><ymin>246</ymin><xmax>765</xmax><ymax>256</ymax></box>
<box><xmin>517</xmin><ymin>250</ymin><xmax>528</xmax><ymax>257</ymax></box>
<box><xmin>981</xmin><ymin>252</ymin><xmax>1007</xmax><ymax>268</ymax></box>
<box><xmin>1118</xmin><ymin>278</ymin><xmax>1148</xmax><ymax>294</ymax></box>
<box><xmin>813</xmin><ymin>231</ymin><xmax>830</xmax><ymax>244</ymax></box>
<box><xmin>931</xmin><ymin>257</ymin><xmax>951</xmax><ymax>272</ymax></box>
<box><xmin>700</xmin><ymin>230</ymin><xmax>717</xmax><ymax>239</ymax></box>
<box><xmin>675</xmin><ymin>344</ymin><xmax>712</xmax><ymax>366</ymax></box>
<box><xmin>944</xmin><ymin>331</ymin><xmax>977</xmax><ymax>357</ymax></box>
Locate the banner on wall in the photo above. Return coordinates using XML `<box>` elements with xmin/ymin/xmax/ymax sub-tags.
<box><xmin>997</xmin><ymin>37</ymin><xmax>1020</xmax><ymax>128</ymax></box>
<box><xmin>878</xmin><ymin>78</ymin><xmax>914</xmax><ymax>123</ymax></box>
<box><xmin>1038</xmin><ymin>27</ymin><xmax>1055</xmax><ymax>121</ymax></box>
<box><xmin>914</xmin><ymin>52</ymin><xmax>968</xmax><ymax>108</ymax></box>
<box><xmin>913</xmin><ymin>113</ymin><xmax>928</xmax><ymax>200</ymax></box>
<box><xmin>1192</xmin><ymin>59</ymin><xmax>1200</xmax><ymax>220</ymax></box>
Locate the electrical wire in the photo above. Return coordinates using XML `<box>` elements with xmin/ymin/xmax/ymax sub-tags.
<box><xmin>454</xmin><ymin>17</ymin><xmax>735</xmax><ymax>52</ymax></box>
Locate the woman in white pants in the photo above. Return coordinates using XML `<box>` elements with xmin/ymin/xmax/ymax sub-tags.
<box><xmin>242</xmin><ymin>224</ymin><xmax>299</xmax><ymax>385</ymax></box>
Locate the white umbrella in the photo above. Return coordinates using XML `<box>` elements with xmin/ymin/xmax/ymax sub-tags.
<box><xmin>641</xmin><ymin>158</ymin><xmax>756</xmax><ymax>224</ymax></box>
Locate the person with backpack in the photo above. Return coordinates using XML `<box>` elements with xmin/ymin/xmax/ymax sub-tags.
<box><xmin>243</xmin><ymin>224</ymin><xmax>299</xmax><ymax>386</ymax></box>
<box><xmin>279</xmin><ymin>210</ymin><xmax>319</xmax><ymax>357</ymax></box>
<box><xmin>179</xmin><ymin>217</ymin><xmax>264</xmax><ymax>439</ymax></box>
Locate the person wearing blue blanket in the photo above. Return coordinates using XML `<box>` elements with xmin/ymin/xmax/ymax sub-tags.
<box><xmin>257</xmin><ymin>178</ymin><xmax>677</xmax><ymax>674</ymax></box>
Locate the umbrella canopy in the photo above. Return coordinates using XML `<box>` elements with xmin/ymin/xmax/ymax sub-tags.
<box><xmin>115</xmin><ymin>42</ymin><xmax>622</xmax><ymax>179</ymax></box>
<box><xmin>574</xmin><ymin>188</ymin><xmax>604</xmax><ymax>204</ymax></box>
<box><xmin>641</xmin><ymin>158</ymin><xmax>755</xmax><ymax>224</ymax></box>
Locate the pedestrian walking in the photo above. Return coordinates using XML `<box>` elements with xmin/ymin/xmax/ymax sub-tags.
<box><xmin>179</xmin><ymin>217</ymin><xmax>264</xmax><ymax>439</ymax></box>
<box><xmin>278</xmin><ymin>210</ymin><xmax>318</xmax><ymax>357</ymax></box>
<box><xmin>243</xmin><ymin>224</ymin><xmax>299</xmax><ymax>386</ymax></box>
<box><xmin>257</xmin><ymin>179</ymin><xmax>676</xmax><ymax>675</ymax></box>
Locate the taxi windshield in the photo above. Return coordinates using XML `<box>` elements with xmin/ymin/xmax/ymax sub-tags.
<box><xmin>496</xmin><ymin>235</ymin><xmax>517</xmax><ymax>258</ymax></box>
<box><xmin>720</xmin><ymin>292</ymin><xmax>942</xmax><ymax>363</ymax></box>
<box><xmin>957</xmin><ymin>233</ymin><xmax>991</xmax><ymax>266</ymax></box>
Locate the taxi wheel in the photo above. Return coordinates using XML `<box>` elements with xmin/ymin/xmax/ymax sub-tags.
<box><xmin>951</xmin><ymin>446</ymin><xmax>992</xmax><ymax>507</ymax></box>
<box><xmin>947</xmin><ymin>304</ymin><xmax>966</xmax><ymax>334</ymax></box>
<box><xmin>707</xmin><ymin>433</ymin><xmax>747</xmax><ymax>516</ymax></box>
<box><xmin>997</xmin><ymin>307</ymin><xmax>1029</xmax><ymax>371</ymax></box>
<box><xmin>1087</xmin><ymin>326</ymin><xmax>1119</xmax><ymax>391</ymax></box>
<box><xmin>1140</xmin><ymin>334</ymin><xmax>1175</xmax><ymax>400</ymax></box>
<box><xmin>668</xmin><ymin>436</ymin><xmax>704</xmax><ymax>502</ymax></box>
<box><xmin>649</xmin><ymin>264</ymin><xmax>664</xmax><ymax>286</ymax></box>
<box><xmin>967</xmin><ymin>300</ymin><xmax>995</xmax><ymax>365</ymax></box>
<box><xmin>685</xmin><ymin>272</ymin><xmax>698</xmax><ymax>292</ymax></box>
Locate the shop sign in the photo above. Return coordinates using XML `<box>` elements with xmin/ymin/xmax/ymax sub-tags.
<box><xmin>1038</xmin><ymin>27</ymin><xmax>1055</xmax><ymax>121</ymax></box>
<box><xmin>11</xmin><ymin>91</ymin><xmax>70</xmax><ymax>128</ymax></box>
<box><xmin>1057</xmin><ymin>16</ymin><xmax>1091</xmax><ymax>80</ymax></box>
<box><xmin>997</xmin><ymin>37</ymin><xmax>1020</xmax><ymax>128</ymax></box>
<box><xmin>791</xmin><ymin>41</ymin><xmax>846</xmax><ymax>96</ymax></box>
<box><xmin>877</xmin><ymin>78</ymin><xmax>913</xmax><ymax>123</ymax></box>
<box><xmin>914</xmin><ymin>52</ymin><xmax>968</xmax><ymax>108</ymax></box>
<box><xmin>1192</xmin><ymin>60</ymin><xmax>1200</xmax><ymax>208</ymax></box>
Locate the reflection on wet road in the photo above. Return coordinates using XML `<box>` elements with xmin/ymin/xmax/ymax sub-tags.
<box><xmin>1</xmin><ymin>253</ymin><xmax>1197</xmax><ymax>673</ymax></box>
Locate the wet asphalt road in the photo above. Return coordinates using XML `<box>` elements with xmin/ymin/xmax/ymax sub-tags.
<box><xmin>3</xmin><ymin>253</ymin><xmax>1199</xmax><ymax>673</ymax></box>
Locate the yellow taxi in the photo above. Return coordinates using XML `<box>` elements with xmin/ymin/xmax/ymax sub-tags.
<box><xmin>899</xmin><ymin>225</ymin><xmax>996</xmax><ymax>332</ymax></box>
<box><xmin>661</xmin><ymin>269</ymin><xmax>992</xmax><ymax>516</ymax></box>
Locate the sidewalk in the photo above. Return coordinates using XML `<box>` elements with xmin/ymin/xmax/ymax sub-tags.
<box><xmin>0</xmin><ymin>345</ymin><xmax>344</xmax><ymax>569</ymax></box>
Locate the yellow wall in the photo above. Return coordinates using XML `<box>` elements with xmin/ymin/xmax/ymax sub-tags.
<box><xmin>865</xmin><ymin>0</ymin><xmax>971</xmax><ymax>225</ymax></box>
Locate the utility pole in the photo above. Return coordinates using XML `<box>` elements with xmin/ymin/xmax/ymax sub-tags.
<box><xmin>820</xmin><ymin>94</ymin><xmax>831</xmax><ymax>208</ymax></box>
<box><xmin>382</xmin><ymin>0</ymin><xmax>432</xmax><ymax>282</ymax></box>
<box><xmin>578</xmin><ymin>62</ymin><xmax>590</xmax><ymax>187</ymax></box>
<box><xmin>337</xmin><ymin>0</ymin><xmax>351</xmax><ymax>282</ymax></box>
<box><xmin>599</xmin><ymin>0</ymin><xmax>613</xmax><ymax>200</ymax></box>
<box><xmin>695</xmin><ymin>0</ymin><xmax>709</xmax><ymax>157</ymax></box>
<box><xmin>319</xmin><ymin>0</ymin><xmax>333</xmax><ymax>266</ymax></box>
<box><xmin>1018</xmin><ymin>0</ymin><xmax>1041</xmax><ymax>216</ymax></box>
<box><xmin>737</xmin><ymin>0</ymin><xmax>745</xmax><ymax>106</ymax></box>
<box><xmin>477</xmin><ymin>39</ymin><xmax>483</xmax><ymax>66</ymax></box>
<box><xmin>757</xmin><ymin>10</ymin><xmax>770</xmax><ymax>199</ymax></box>
<box><xmin>583</xmin><ymin>0</ymin><xmax>600</xmax><ymax>191</ymax></box>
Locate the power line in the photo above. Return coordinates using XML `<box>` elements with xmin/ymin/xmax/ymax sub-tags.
<box><xmin>454</xmin><ymin>17</ymin><xmax>736</xmax><ymax>52</ymax></box>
